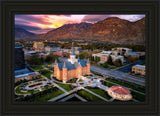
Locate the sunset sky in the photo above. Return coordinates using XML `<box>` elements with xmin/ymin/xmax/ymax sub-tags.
<box><xmin>15</xmin><ymin>14</ymin><xmax>145</xmax><ymax>34</ymax></box>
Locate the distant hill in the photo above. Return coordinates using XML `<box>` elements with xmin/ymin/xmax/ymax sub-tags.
<box><xmin>44</xmin><ymin>22</ymin><xmax>93</xmax><ymax>40</ymax></box>
<box><xmin>16</xmin><ymin>17</ymin><xmax>145</xmax><ymax>44</ymax></box>
<box><xmin>79</xmin><ymin>17</ymin><xmax>145</xmax><ymax>44</ymax></box>
<box><xmin>15</xmin><ymin>27</ymin><xmax>35</xmax><ymax>40</ymax></box>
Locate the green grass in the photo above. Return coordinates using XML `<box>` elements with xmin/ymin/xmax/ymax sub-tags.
<box><xmin>44</xmin><ymin>72</ymin><xmax>53</xmax><ymax>80</ymax></box>
<box><xmin>101</xmin><ymin>80</ymin><xmax>115</xmax><ymax>87</ymax></box>
<box><xmin>34</xmin><ymin>89</ymin><xmax>64</xmax><ymax>102</ymax></box>
<box><xmin>31</xmin><ymin>65</ymin><xmax>43</xmax><ymax>71</ymax></box>
<box><xmin>87</xmin><ymin>88</ymin><xmax>111</xmax><ymax>100</ymax></box>
<box><xmin>56</xmin><ymin>83</ymin><xmax>73</xmax><ymax>91</ymax></box>
<box><xmin>15</xmin><ymin>86</ymin><xmax>30</xmax><ymax>94</ymax></box>
<box><xmin>77</xmin><ymin>90</ymin><xmax>104</xmax><ymax>101</ymax></box>
<box><xmin>66</xmin><ymin>78</ymin><xmax>78</xmax><ymax>83</ymax></box>
<box><xmin>131</xmin><ymin>91</ymin><xmax>145</xmax><ymax>102</ymax></box>
<box><xmin>105</xmin><ymin>79</ymin><xmax>145</xmax><ymax>93</ymax></box>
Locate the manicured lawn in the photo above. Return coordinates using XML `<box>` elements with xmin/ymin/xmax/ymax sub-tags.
<box><xmin>131</xmin><ymin>91</ymin><xmax>145</xmax><ymax>102</ymax></box>
<box><xmin>101</xmin><ymin>80</ymin><xmax>115</xmax><ymax>87</ymax></box>
<box><xmin>56</xmin><ymin>83</ymin><xmax>73</xmax><ymax>91</ymax></box>
<box><xmin>31</xmin><ymin>65</ymin><xmax>43</xmax><ymax>71</ymax></box>
<box><xmin>66</xmin><ymin>78</ymin><xmax>78</xmax><ymax>83</ymax></box>
<box><xmin>44</xmin><ymin>72</ymin><xmax>53</xmax><ymax>80</ymax></box>
<box><xmin>34</xmin><ymin>89</ymin><xmax>64</xmax><ymax>102</ymax></box>
<box><xmin>87</xmin><ymin>88</ymin><xmax>112</xmax><ymax>100</ymax></box>
<box><xmin>77</xmin><ymin>90</ymin><xmax>104</xmax><ymax>101</ymax></box>
<box><xmin>106</xmin><ymin>79</ymin><xmax>145</xmax><ymax>93</ymax></box>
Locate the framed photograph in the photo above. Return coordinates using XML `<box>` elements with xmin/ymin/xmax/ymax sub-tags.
<box><xmin>0</xmin><ymin>0</ymin><xmax>159</xmax><ymax>115</ymax></box>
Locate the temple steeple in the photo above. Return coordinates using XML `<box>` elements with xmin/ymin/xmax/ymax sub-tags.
<box><xmin>68</xmin><ymin>42</ymin><xmax>77</xmax><ymax>64</ymax></box>
<box><xmin>54</xmin><ymin>59</ymin><xmax>58</xmax><ymax>65</ymax></box>
<box><xmin>87</xmin><ymin>58</ymin><xmax>90</xmax><ymax>64</ymax></box>
<box><xmin>70</xmin><ymin>42</ymin><xmax>75</xmax><ymax>55</ymax></box>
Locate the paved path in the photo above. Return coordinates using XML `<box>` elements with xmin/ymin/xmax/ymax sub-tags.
<box><xmin>91</xmin><ymin>65</ymin><xmax>145</xmax><ymax>86</ymax></box>
<box><xmin>58</xmin><ymin>93</ymin><xmax>87</xmax><ymax>102</ymax></box>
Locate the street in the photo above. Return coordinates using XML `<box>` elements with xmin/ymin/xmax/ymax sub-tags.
<box><xmin>90</xmin><ymin>65</ymin><xmax>145</xmax><ymax>86</ymax></box>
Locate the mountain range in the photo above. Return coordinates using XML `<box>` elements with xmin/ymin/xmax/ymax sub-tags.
<box><xmin>15</xmin><ymin>17</ymin><xmax>145</xmax><ymax>44</ymax></box>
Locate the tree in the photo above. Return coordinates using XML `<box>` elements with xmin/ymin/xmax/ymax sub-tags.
<box><xmin>103</xmin><ymin>61</ymin><xmax>109</xmax><ymax>68</ymax></box>
<box><xmin>95</xmin><ymin>56</ymin><xmax>100</xmax><ymax>63</ymax></box>
<box><xmin>45</xmin><ymin>53</ymin><xmax>57</xmax><ymax>63</ymax></box>
<box><xmin>114</xmin><ymin>59</ymin><xmax>122</xmax><ymax>67</ymax></box>
<box><xmin>127</xmin><ymin>55</ymin><xmax>139</xmax><ymax>63</ymax></box>
<box><xmin>27</xmin><ymin>54</ymin><xmax>43</xmax><ymax>65</ymax></box>
<box><xmin>107</xmin><ymin>55</ymin><xmax>113</xmax><ymax>65</ymax></box>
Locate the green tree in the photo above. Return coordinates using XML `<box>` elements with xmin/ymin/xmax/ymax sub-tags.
<box><xmin>45</xmin><ymin>53</ymin><xmax>57</xmax><ymax>63</ymax></box>
<box><xmin>95</xmin><ymin>56</ymin><xmax>100</xmax><ymax>63</ymax></box>
<box><xmin>103</xmin><ymin>61</ymin><xmax>109</xmax><ymax>68</ymax></box>
<box><xmin>107</xmin><ymin>55</ymin><xmax>113</xmax><ymax>65</ymax></box>
<box><xmin>27</xmin><ymin>54</ymin><xmax>43</xmax><ymax>65</ymax></box>
<box><xmin>127</xmin><ymin>55</ymin><xmax>139</xmax><ymax>63</ymax></box>
<box><xmin>114</xmin><ymin>59</ymin><xmax>122</xmax><ymax>67</ymax></box>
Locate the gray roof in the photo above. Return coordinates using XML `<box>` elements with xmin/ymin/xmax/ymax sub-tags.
<box><xmin>57</xmin><ymin>59</ymin><xmax>87</xmax><ymax>70</ymax></box>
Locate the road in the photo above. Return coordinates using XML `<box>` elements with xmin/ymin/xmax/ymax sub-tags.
<box><xmin>91</xmin><ymin>65</ymin><xmax>145</xmax><ymax>86</ymax></box>
<box><xmin>116</xmin><ymin>60</ymin><xmax>145</xmax><ymax>73</ymax></box>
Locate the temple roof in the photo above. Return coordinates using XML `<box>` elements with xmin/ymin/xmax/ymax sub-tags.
<box><xmin>57</xmin><ymin>59</ymin><xmax>87</xmax><ymax>70</ymax></box>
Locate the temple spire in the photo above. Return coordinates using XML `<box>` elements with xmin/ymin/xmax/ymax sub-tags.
<box><xmin>63</xmin><ymin>60</ymin><xmax>67</xmax><ymax>69</ymax></box>
<box><xmin>87</xmin><ymin>58</ymin><xmax>90</xmax><ymax>64</ymax></box>
<box><xmin>54</xmin><ymin>59</ymin><xmax>58</xmax><ymax>65</ymax></box>
<box><xmin>70</xmin><ymin>42</ymin><xmax>75</xmax><ymax>55</ymax></box>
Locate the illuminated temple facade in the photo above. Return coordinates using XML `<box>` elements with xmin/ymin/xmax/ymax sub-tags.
<box><xmin>53</xmin><ymin>44</ymin><xmax>90</xmax><ymax>83</ymax></box>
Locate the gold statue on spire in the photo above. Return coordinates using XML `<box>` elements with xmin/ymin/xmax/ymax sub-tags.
<box><xmin>72</xmin><ymin>42</ymin><xmax>74</xmax><ymax>46</ymax></box>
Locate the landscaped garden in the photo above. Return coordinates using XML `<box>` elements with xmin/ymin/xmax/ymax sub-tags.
<box><xmin>34</xmin><ymin>88</ymin><xmax>63</xmax><ymax>101</ymax></box>
<box><xmin>77</xmin><ymin>90</ymin><xmax>104</xmax><ymax>101</ymax></box>
<box><xmin>55</xmin><ymin>82</ymin><xmax>73</xmax><ymax>91</ymax></box>
<box><xmin>87</xmin><ymin>88</ymin><xmax>112</xmax><ymax>100</ymax></box>
<box><xmin>66</xmin><ymin>78</ymin><xmax>78</xmax><ymax>83</ymax></box>
<box><xmin>131</xmin><ymin>91</ymin><xmax>145</xmax><ymax>102</ymax></box>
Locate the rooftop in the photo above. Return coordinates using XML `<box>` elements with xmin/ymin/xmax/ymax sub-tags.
<box><xmin>110</xmin><ymin>86</ymin><xmax>131</xmax><ymax>95</ymax></box>
<box><xmin>56</xmin><ymin>59</ymin><xmax>87</xmax><ymax>70</ymax></box>
<box><xmin>15</xmin><ymin>46</ymin><xmax>23</xmax><ymax>48</ymax></box>
<box><xmin>15</xmin><ymin>72</ymin><xmax>38</xmax><ymax>78</ymax></box>
<box><xmin>126</xmin><ymin>52</ymin><xmax>139</xmax><ymax>55</ymax></box>
<box><xmin>133</xmin><ymin>65</ymin><xmax>145</xmax><ymax>69</ymax></box>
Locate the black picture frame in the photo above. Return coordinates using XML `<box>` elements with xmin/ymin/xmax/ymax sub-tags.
<box><xmin>0</xmin><ymin>0</ymin><xmax>159</xmax><ymax>115</ymax></box>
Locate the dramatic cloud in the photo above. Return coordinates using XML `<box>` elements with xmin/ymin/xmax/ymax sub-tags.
<box><xmin>15</xmin><ymin>15</ymin><xmax>85</xmax><ymax>34</ymax></box>
<box><xmin>82</xmin><ymin>14</ymin><xmax>145</xmax><ymax>23</ymax></box>
<box><xmin>15</xmin><ymin>14</ymin><xmax>145</xmax><ymax>34</ymax></box>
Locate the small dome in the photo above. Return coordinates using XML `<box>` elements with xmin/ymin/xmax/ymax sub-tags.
<box><xmin>110</xmin><ymin>86</ymin><xmax>130</xmax><ymax>95</ymax></box>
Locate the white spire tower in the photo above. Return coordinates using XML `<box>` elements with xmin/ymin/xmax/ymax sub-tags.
<box><xmin>68</xmin><ymin>42</ymin><xmax>78</xmax><ymax>64</ymax></box>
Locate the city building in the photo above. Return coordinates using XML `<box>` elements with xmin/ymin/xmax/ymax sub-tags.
<box><xmin>15</xmin><ymin>46</ymin><xmax>25</xmax><ymax>70</ymax></box>
<box><xmin>112</xmin><ymin>47</ymin><xmax>132</xmax><ymax>55</ymax></box>
<box><xmin>15</xmin><ymin>72</ymin><xmax>39</xmax><ymax>83</ymax></box>
<box><xmin>132</xmin><ymin>65</ymin><xmax>146</xmax><ymax>75</ymax></box>
<box><xmin>53</xmin><ymin>43</ymin><xmax>90</xmax><ymax>83</ymax></box>
<box><xmin>53</xmin><ymin>50</ymin><xmax>69</xmax><ymax>57</ymax></box>
<box><xmin>15</xmin><ymin>46</ymin><xmax>39</xmax><ymax>83</ymax></box>
<box><xmin>110</xmin><ymin>55</ymin><xmax>124</xmax><ymax>63</ymax></box>
<box><xmin>45</xmin><ymin>45</ymin><xmax>61</xmax><ymax>53</ymax></box>
<box><xmin>108</xmin><ymin>86</ymin><xmax>132</xmax><ymax>101</ymax></box>
<box><xmin>125</xmin><ymin>52</ymin><xmax>140</xmax><ymax>58</ymax></box>
<box><xmin>33</xmin><ymin>42</ymin><xmax>44</xmax><ymax>52</ymax></box>
<box><xmin>92</xmin><ymin>51</ymin><xmax>124</xmax><ymax>64</ymax></box>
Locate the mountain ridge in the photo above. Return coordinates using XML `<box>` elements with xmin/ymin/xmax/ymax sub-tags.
<box><xmin>15</xmin><ymin>17</ymin><xmax>145</xmax><ymax>44</ymax></box>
